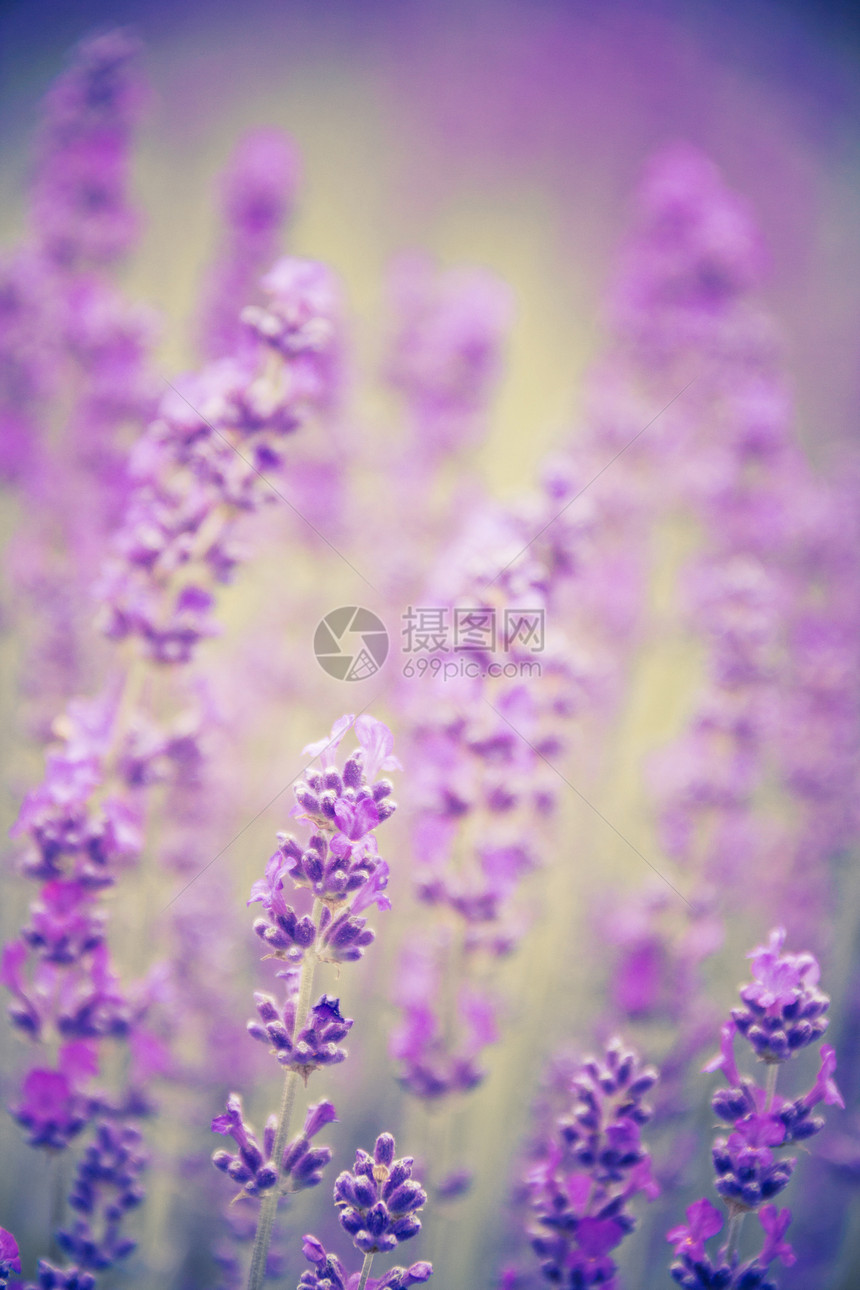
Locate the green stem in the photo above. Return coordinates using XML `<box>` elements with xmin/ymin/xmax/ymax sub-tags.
<box><xmin>246</xmin><ymin>902</ymin><xmax>321</xmax><ymax>1290</ymax></box>
<box><xmin>357</xmin><ymin>1252</ymin><xmax>374</xmax><ymax>1290</ymax></box>
<box><xmin>764</xmin><ymin>1062</ymin><xmax>779</xmax><ymax>1112</ymax></box>
<box><xmin>726</xmin><ymin>1210</ymin><xmax>745</xmax><ymax>1259</ymax></box>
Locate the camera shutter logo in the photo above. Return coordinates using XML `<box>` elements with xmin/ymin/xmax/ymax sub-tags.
<box><xmin>314</xmin><ymin>607</ymin><xmax>389</xmax><ymax>681</ymax></box>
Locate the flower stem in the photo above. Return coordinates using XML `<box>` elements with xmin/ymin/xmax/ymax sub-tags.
<box><xmin>764</xmin><ymin>1061</ymin><xmax>779</xmax><ymax>1111</ymax></box>
<box><xmin>246</xmin><ymin>902</ymin><xmax>321</xmax><ymax>1290</ymax></box>
<box><xmin>726</xmin><ymin>1209</ymin><xmax>745</xmax><ymax>1259</ymax></box>
<box><xmin>357</xmin><ymin>1252</ymin><xmax>375</xmax><ymax>1290</ymax></box>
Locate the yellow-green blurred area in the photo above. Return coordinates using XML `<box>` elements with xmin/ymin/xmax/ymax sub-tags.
<box><xmin>2</xmin><ymin>1</ymin><xmax>860</xmax><ymax>1287</ymax></box>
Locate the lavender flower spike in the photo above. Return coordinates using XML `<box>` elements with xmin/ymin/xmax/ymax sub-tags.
<box><xmin>519</xmin><ymin>1039</ymin><xmax>660</xmax><ymax>1288</ymax></box>
<box><xmin>334</xmin><ymin>1133</ymin><xmax>428</xmax><ymax>1254</ymax></box>
<box><xmin>213</xmin><ymin>716</ymin><xmax>399</xmax><ymax>1290</ymax></box>
<box><xmin>302</xmin><ymin>1131</ymin><xmax>431</xmax><ymax>1290</ymax></box>
<box><xmin>668</xmin><ymin>929</ymin><xmax>843</xmax><ymax>1287</ymax></box>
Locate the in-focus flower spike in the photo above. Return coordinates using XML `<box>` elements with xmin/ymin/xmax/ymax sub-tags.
<box><xmin>334</xmin><ymin>1132</ymin><xmax>428</xmax><ymax>1255</ymax></box>
<box><xmin>212</xmin><ymin>1093</ymin><xmax>337</xmax><ymax>1202</ymax></box>
<box><xmin>247</xmin><ymin>986</ymin><xmax>353</xmax><ymax>1077</ymax></box>
<box><xmin>668</xmin><ymin>929</ymin><xmax>843</xmax><ymax>1286</ymax></box>
<box><xmin>300</xmin><ymin>1130</ymin><xmax>431</xmax><ymax>1290</ymax></box>
<box><xmin>211</xmin><ymin>718</ymin><xmax>399</xmax><ymax>1290</ymax></box>
<box><xmin>731</xmin><ymin>927</ymin><xmax>831</xmax><ymax>1062</ymax></box>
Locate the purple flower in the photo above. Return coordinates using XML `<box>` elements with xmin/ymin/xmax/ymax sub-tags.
<box><xmin>801</xmin><ymin>1044</ymin><xmax>844</xmax><ymax>1110</ymax></box>
<box><xmin>354</xmin><ymin>716</ymin><xmax>403</xmax><ymax>780</ymax></box>
<box><xmin>57</xmin><ymin>1120</ymin><xmax>146</xmax><ymax>1271</ymax></box>
<box><xmin>383</xmin><ymin>253</ymin><xmax>513</xmax><ymax>456</ymax></box>
<box><xmin>298</xmin><ymin>1238</ymin><xmax>432</xmax><ymax>1290</ymax></box>
<box><xmin>212</xmin><ymin>1094</ymin><xmax>282</xmax><ymax>1198</ymax></box>
<box><xmin>732</xmin><ymin>927</ymin><xmax>830</xmax><ymax>1062</ymax></box>
<box><xmin>757</xmin><ymin>1205</ymin><xmax>795</xmax><ymax>1268</ymax></box>
<box><xmin>334</xmin><ymin>1133</ymin><xmax>427</xmax><ymax>1255</ymax></box>
<box><xmin>666</xmin><ymin>1198</ymin><xmax>723</xmax><ymax>1260</ymax></box>
<box><xmin>0</xmin><ymin>1227</ymin><xmax>21</xmax><ymax>1283</ymax></box>
<box><xmin>29</xmin><ymin>30</ymin><xmax>145</xmax><ymax>268</ymax></box>
<box><xmin>21</xmin><ymin>881</ymin><xmax>106</xmax><ymax>963</ymax></box>
<box><xmin>247</xmin><ymin>986</ymin><xmax>354</xmax><ymax>1076</ymax></box>
<box><xmin>702</xmin><ymin>1020</ymin><xmax>740</xmax><ymax>1087</ymax></box>
<box><xmin>25</xmin><ymin>1260</ymin><xmax>97</xmax><ymax>1289</ymax></box>
<box><xmin>303</xmin><ymin>715</ymin><xmax>357</xmax><ymax>766</ymax></box>
<box><xmin>521</xmin><ymin>1040</ymin><xmax>659</xmax><ymax>1286</ymax></box>
<box><xmin>198</xmin><ymin>128</ymin><xmax>299</xmax><ymax>362</ymax></box>
<box><xmin>10</xmin><ymin>1066</ymin><xmax>89</xmax><ymax>1149</ymax></box>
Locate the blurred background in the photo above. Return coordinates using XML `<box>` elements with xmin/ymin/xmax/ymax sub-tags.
<box><xmin>1</xmin><ymin>2</ymin><xmax>860</xmax><ymax>1288</ymax></box>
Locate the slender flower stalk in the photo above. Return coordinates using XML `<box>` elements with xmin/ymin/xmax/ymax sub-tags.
<box><xmin>209</xmin><ymin>715</ymin><xmax>400</xmax><ymax>1290</ymax></box>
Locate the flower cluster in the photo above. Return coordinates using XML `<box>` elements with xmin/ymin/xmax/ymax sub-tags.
<box><xmin>248</xmin><ymin>986</ymin><xmax>353</xmax><ymax>1077</ymax></box>
<box><xmin>29</xmin><ymin>29</ymin><xmax>145</xmax><ymax>269</ymax></box>
<box><xmin>668</xmin><ymin>1198</ymin><xmax>793</xmax><ymax>1290</ymax></box>
<box><xmin>667</xmin><ymin>928</ymin><xmax>844</xmax><ymax>1288</ymax></box>
<box><xmin>729</xmin><ymin>928</ymin><xmax>831</xmax><ymax>1062</ymax></box>
<box><xmin>384</xmin><ymin>253</ymin><xmax>513</xmax><ymax>457</ymax></box>
<box><xmin>249</xmin><ymin>714</ymin><xmax>399</xmax><ymax>971</ymax></box>
<box><xmin>298</xmin><ymin>1132</ymin><xmax>432</xmax><ymax>1290</ymax></box>
<box><xmin>334</xmin><ymin>1133</ymin><xmax>428</xmax><ymax>1255</ymax></box>
<box><xmin>299</xmin><ymin>1238</ymin><xmax>432</xmax><ymax>1290</ymax></box>
<box><xmin>97</xmin><ymin>254</ymin><xmax>342</xmax><ymax>663</ymax></box>
<box><xmin>518</xmin><ymin>1040</ymin><xmax>660</xmax><ymax>1287</ymax></box>
<box><xmin>211</xmin><ymin>715</ymin><xmax>400</xmax><ymax>1286</ymax></box>
<box><xmin>197</xmin><ymin>127</ymin><xmax>299</xmax><ymax>362</ymax></box>
<box><xmin>212</xmin><ymin>1095</ymin><xmax>336</xmax><ymax>1199</ymax></box>
<box><xmin>55</xmin><ymin>1121</ymin><xmax>147</xmax><ymax>1271</ymax></box>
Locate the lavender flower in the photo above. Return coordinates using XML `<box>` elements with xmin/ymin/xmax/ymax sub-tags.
<box><xmin>29</xmin><ymin>30</ymin><xmax>145</xmax><ymax>268</ymax></box>
<box><xmin>299</xmin><ymin>1132</ymin><xmax>431</xmax><ymax>1290</ymax></box>
<box><xmin>334</xmin><ymin>1133</ymin><xmax>428</xmax><ymax>1255</ymax></box>
<box><xmin>0</xmin><ymin>1228</ymin><xmax>21</xmax><ymax>1290</ymax></box>
<box><xmin>248</xmin><ymin>985</ymin><xmax>353</xmax><ymax>1076</ymax></box>
<box><xmin>97</xmin><ymin>254</ymin><xmax>342</xmax><ymax>663</ymax></box>
<box><xmin>518</xmin><ymin>1040</ymin><xmax>659</xmax><ymax>1287</ymax></box>
<box><xmin>55</xmin><ymin>1121</ymin><xmax>147</xmax><ymax>1271</ymax></box>
<box><xmin>212</xmin><ymin>1094</ymin><xmax>336</xmax><ymax>1200</ymax></box>
<box><xmin>211</xmin><ymin>716</ymin><xmax>399</xmax><ymax>1290</ymax></box>
<box><xmin>198</xmin><ymin>128</ymin><xmax>299</xmax><ymax>361</ymax></box>
<box><xmin>668</xmin><ymin>929</ymin><xmax>844</xmax><ymax>1286</ymax></box>
<box><xmin>23</xmin><ymin>1262</ymin><xmax>96</xmax><ymax>1290</ymax></box>
<box><xmin>730</xmin><ymin>928</ymin><xmax>830</xmax><ymax>1062</ymax></box>
<box><xmin>299</xmin><ymin>1236</ymin><xmax>432</xmax><ymax>1290</ymax></box>
<box><xmin>384</xmin><ymin>253</ymin><xmax>513</xmax><ymax>457</ymax></box>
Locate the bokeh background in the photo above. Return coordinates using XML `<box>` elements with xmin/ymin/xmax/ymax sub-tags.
<box><xmin>2</xmin><ymin>2</ymin><xmax>860</xmax><ymax>1288</ymax></box>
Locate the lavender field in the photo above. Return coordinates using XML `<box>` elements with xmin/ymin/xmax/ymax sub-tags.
<box><xmin>1</xmin><ymin>3</ymin><xmax>859</xmax><ymax>1288</ymax></box>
